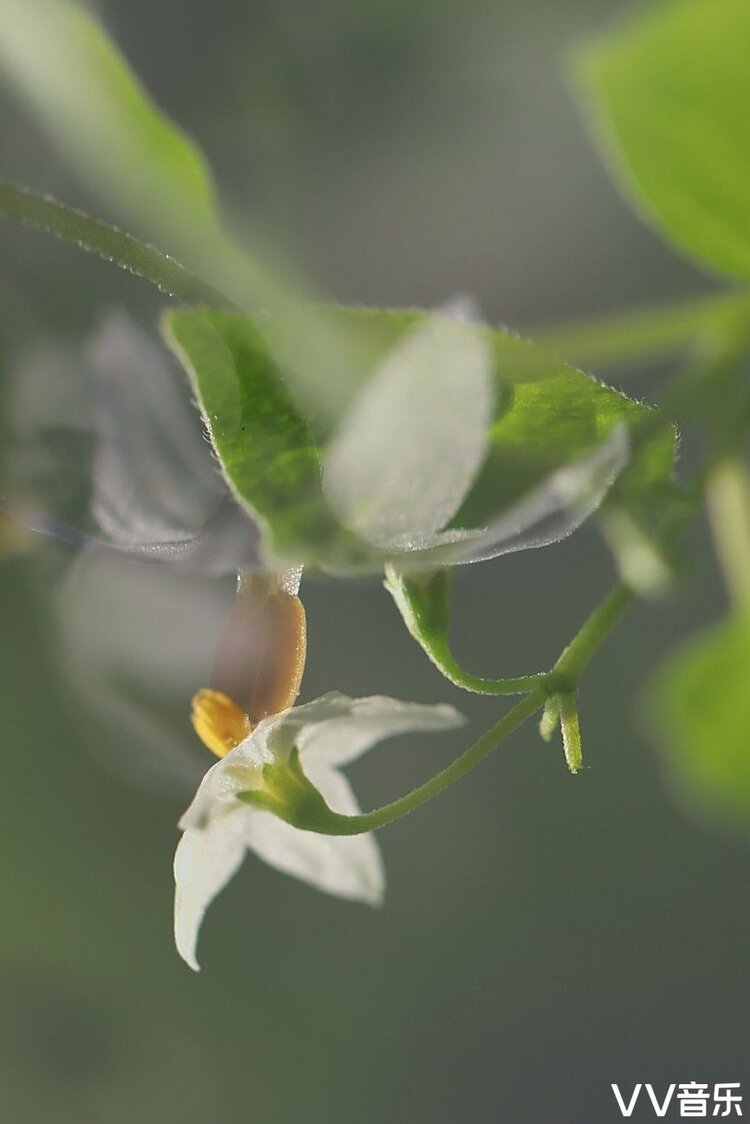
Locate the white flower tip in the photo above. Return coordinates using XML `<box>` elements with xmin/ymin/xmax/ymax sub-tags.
<box><xmin>173</xmin><ymin>824</ymin><xmax>246</xmax><ymax>973</ymax></box>
<box><xmin>367</xmin><ymin>883</ymin><xmax>386</xmax><ymax>909</ymax></box>
<box><xmin>174</xmin><ymin>890</ymin><xmax>202</xmax><ymax>971</ymax></box>
<box><xmin>355</xmin><ymin>880</ymin><xmax>385</xmax><ymax>911</ymax></box>
<box><xmin>178</xmin><ymin>940</ymin><xmax>201</xmax><ymax>973</ymax></box>
<box><xmin>434</xmin><ymin>703</ymin><xmax>466</xmax><ymax>728</ymax></box>
<box><xmin>435</xmin><ymin>293</ymin><xmax>483</xmax><ymax>323</ymax></box>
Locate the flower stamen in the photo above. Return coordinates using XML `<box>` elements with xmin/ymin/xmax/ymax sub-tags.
<box><xmin>191</xmin><ymin>688</ymin><xmax>252</xmax><ymax>758</ymax></box>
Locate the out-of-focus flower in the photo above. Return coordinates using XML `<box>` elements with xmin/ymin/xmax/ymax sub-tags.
<box><xmin>6</xmin><ymin>310</ymin><xmax>260</xmax><ymax>575</ymax></box>
<box><xmin>174</xmin><ymin>691</ymin><xmax>464</xmax><ymax>970</ymax></box>
<box><xmin>3</xmin><ymin>312</ymin><xmax>267</xmax><ymax>791</ymax></box>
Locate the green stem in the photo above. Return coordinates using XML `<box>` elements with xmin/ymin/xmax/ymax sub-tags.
<box><xmin>705</xmin><ymin>458</ymin><xmax>750</xmax><ymax>614</ymax></box>
<box><xmin>384</xmin><ymin>567</ymin><xmax>552</xmax><ymax>696</ymax></box>
<box><xmin>303</xmin><ymin>583</ymin><xmax>635</xmax><ymax>836</ymax></box>
<box><xmin>553</xmin><ymin>583</ymin><xmax>633</xmax><ymax>679</ymax></box>
<box><xmin>534</xmin><ymin>290</ymin><xmax>750</xmax><ymax>370</ymax></box>
<box><xmin>319</xmin><ymin>689</ymin><xmax>547</xmax><ymax>835</ymax></box>
<box><xmin>417</xmin><ymin>643</ymin><xmax>548</xmax><ymax>696</ymax></box>
<box><xmin>5</xmin><ymin>175</ymin><xmax>750</xmax><ymax>377</ymax></box>
<box><xmin>0</xmin><ymin>180</ymin><xmax>231</xmax><ymax>307</ymax></box>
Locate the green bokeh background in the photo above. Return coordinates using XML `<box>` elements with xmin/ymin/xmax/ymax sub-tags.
<box><xmin>0</xmin><ymin>1</ymin><xmax>747</xmax><ymax>1121</ymax></box>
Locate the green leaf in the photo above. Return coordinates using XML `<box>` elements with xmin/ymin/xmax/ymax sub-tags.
<box><xmin>164</xmin><ymin>305</ymin><xmax>675</xmax><ymax>576</ymax></box>
<box><xmin>645</xmin><ymin>615</ymin><xmax>750</xmax><ymax>828</ymax></box>
<box><xmin>0</xmin><ymin>0</ymin><xmax>306</xmax><ymax>329</ymax></box>
<box><xmin>163</xmin><ymin>309</ymin><xmax>349</xmax><ymax>566</ymax></box>
<box><xmin>575</xmin><ymin>0</ymin><xmax>750</xmax><ymax>277</ymax></box>
<box><xmin>0</xmin><ymin>0</ymin><xmax>222</xmax><ymax>252</ymax></box>
<box><xmin>0</xmin><ymin>0</ymin><xmax>375</xmax><ymax>422</ymax></box>
<box><xmin>0</xmin><ymin>181</ymin><xmax>227</xmax><ymax>306</ymax></box>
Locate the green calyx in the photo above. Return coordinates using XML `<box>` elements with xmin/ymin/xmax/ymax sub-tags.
<box><xmin>236</xmin><ymin>749</ymin><xmax>338</xmax><ymax>833</ymax></box>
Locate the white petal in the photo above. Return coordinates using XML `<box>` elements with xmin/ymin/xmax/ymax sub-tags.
<box><xmin>178</xmin><ymin>741</ymin><xmax>269</xmax><ymax>835</ymax></box>
<box><xmin>294</xmin><ymin>694</ymin><xmax>465</xmax><ymax>768</ymax></box>
<box><xmin>174</xmin><ymin>759</ymin><xmax>384</xmax><ymax>969</ymax></box>
<box><xmin>244</xmin><ymin>767</ymin><xmax>384</xmax><ymax>906</ymax></box>
<box><xmin>173</xmin><ymin>811</ymin><xmax>247</xmax><ymax>971</ymax></box>
<box><xmin>323</xmin><ymin>315</ymin><xmax>493</xmax><ymax>546</ymax></box>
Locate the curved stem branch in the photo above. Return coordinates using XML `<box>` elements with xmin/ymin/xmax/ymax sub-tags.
<box><xmin>0</xmin><ymin>180</ymin><xmax>231</xmax><ymax>307</ymax></box>
<box><xmin>534</xmin><ymin>290</ymin><xmax>750</xmax><ymax>370</ymax></box>
<box><xmin>295</xmin><ymin>582</ymin><xmax>635</xmax><ymax>836</ymax></box>
<box><xmin>415</xmin><ymin>645</ymin><xmax>549</xmax><ymax>696</ymax></box>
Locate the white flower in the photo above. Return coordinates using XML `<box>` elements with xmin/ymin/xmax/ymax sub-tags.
<box><xmin>174</xmin><ymin>691</ymin><xmax>464</xmax><ymax>970</ymax></box>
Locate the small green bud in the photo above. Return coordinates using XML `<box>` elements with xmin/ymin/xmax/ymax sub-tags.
<box><xmin>539</xmin><ymin>697</ymin><xmax>560</xmax><ymax>742</ymax></box>
<box><xmin>558</xmin><ymin>692</ymin><xmax>583</xmax><ymax>774</ymax></box>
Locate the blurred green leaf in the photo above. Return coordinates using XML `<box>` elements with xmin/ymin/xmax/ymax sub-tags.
<box><xmin>163</xmin><ymin>309</ymin><xmax>346</xmax><ymax>565</ymax></box>
<box><xmin>599</xmin><ymin>505</ymin><xmax>677</xmax><ymax>597</ymax></box>
<box><xmin>575</xmin><ymin>0</ymin><xmax>750</xmax><ymax>277</ymax></box>
<box><xmin>0</xmin><ymin>0</ymin><xmax>222</xmax><ymax>252</ymax></box>
<box><xmin>164</xmin><ymin>306</ymin><xmax>675</xmax><ymax>574</ymax></box>
<box><xmin>645</xmin><ymin>615</ymin><xmax>750</xmax><ymax>828</ymax></box>
<box><xmin>0</xmin><ymin>0</ymin><xmax>388</xmax><ymax>426</ymax></box>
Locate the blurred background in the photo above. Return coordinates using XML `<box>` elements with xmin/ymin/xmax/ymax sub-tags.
<box><xmin>0</xmin><ymin>0</ymin><xmax>747</xmax><ymax>1121</ymax></box>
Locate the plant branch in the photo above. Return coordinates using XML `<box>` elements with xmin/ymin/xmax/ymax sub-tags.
<box><xmin>282</xmin><ymin>581</ymin><xmax>637</xmax><ymax>836</ymax></box>
<box><xmin>534</xmin><ymin>290</ymin><xmax>750</xmax><ymax>370</ymax></box>
<box><xmin>305</xmin><ymin>688</ymin><xmax>548</xmax><ymax>835</ymax></box>
<box><xmin>553</xmin><ymin>583</ymin><xmax>634</xmax><ymax>680</ymax></box>
<box><xmin>0</xmin><ymin>180</ymin><xmax>231</xmax><ymax>307</ymax></box>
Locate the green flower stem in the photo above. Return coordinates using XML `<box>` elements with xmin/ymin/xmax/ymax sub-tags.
<box><xmin>5</xmin><ymin>177</ymin><xmax>750</xmax><ymax>379</ymax></box>
<box><xmin>553</xmin><ymin>583</ymin><xmax>634</xmax><ymax>680</ymax></box>
<box><xmin>535</xmin><ymin>290</ymin><xmax>750</xmax><ymax>370</ymax></box>
<box><xmin>411</xmin><ymin>644</ymin><xmax>548</xmax><ymax>697</ymax></box>
<box><xmin>384</xmin><ymin>568</ymin><xmax>560</xmax><ymax>697</ymax></box>
<box><xmin>0</xmin><ymin>180</ymin><xmax>231</xmax><ymax>307</ymax></box>
<box><xmin>315</xmin><ymin>688</ymin><xmax>548</xmax><ymax>835</ymax></box>
<box><xmin>413</xmin><ymin>590</ymin><xmax>630</xmax><ymax>697</ymax></box>
<box><xmin>306</xmin><ymin>582</ymin><xmax>635</xmax><ymax>837</ymax></box>
<box><xmin>705</xmin><ymin>458</ymin><xmax>750</xmax><ymax>614</ymax></box>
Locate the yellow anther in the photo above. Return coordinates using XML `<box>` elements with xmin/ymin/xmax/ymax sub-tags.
<box><xmin>191</xmin><ymin>689</ymin><xmax>253</xmax><ymax>759</ymax></box>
